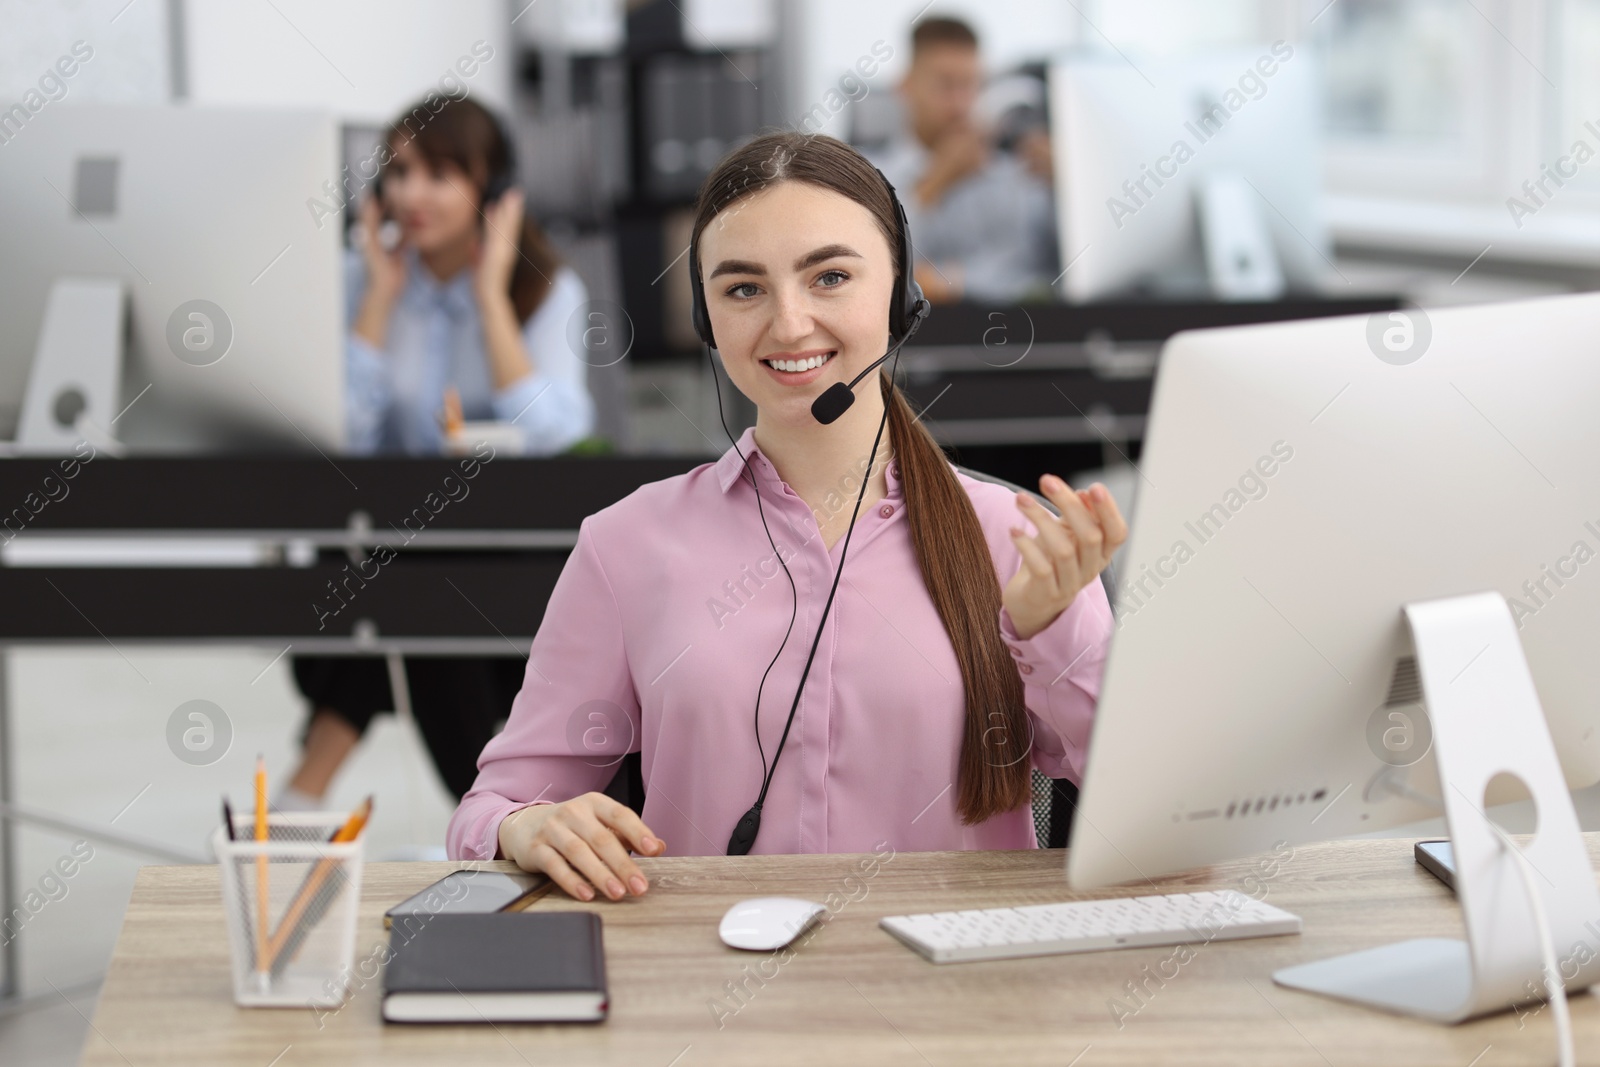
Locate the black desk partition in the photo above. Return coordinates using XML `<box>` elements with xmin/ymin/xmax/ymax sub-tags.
<box><xmin>907</xmin><ymin>296</ymin><xmax>1406</xmax><ymax>345</ymax></box>
<box><xmin>898</xmin><ymin>296</ymin><xmax>1404</xmax><ymax>438</ymax></box>
<box><xmin>0</xmin><ymin>456</ymin><xmax>701</xmax><ymax>644</ymax></box>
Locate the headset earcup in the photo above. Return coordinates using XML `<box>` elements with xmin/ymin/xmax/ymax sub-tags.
<box><xmin>482</xmin><ymin>173</ymin><xmax>511</xmax><ymax>204</ymax></box>
<box><xmin>692</xmin><ymin>297</ymin><xmax>715</xmax><ymax>350</ymax></box>
<box><xmin>689</xmin><ymin>236</ymin><xmax>716</xmax><ymax>349</ymax></box>
<box><xmin>907</xmin><ymin>282</ymin><xmax>930</xmax><ymax>329</ymax></box>
<box><xmin>894</xmin><ymin>277</ymin><xmax>928</xmax><ymax>342</ymax></box>
<box><xmin>690</xmin><ymin>267</ymin><xmax>715</xmax><ymax>349</ymax></box>
<box><xmin>478</xmin><ymin>108</ymin><xmax>518</xmax><ymax>206</ymax></box>
<box><xmin>879</xmin><ymin>163</ymin><xmax>926</xmax><ymax>347</ymax></box>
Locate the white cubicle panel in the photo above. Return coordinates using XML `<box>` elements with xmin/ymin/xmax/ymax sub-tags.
<box><xmin>184</xmin><ymin>0</ymin><xmax>515</xmax><ymax>124</ymax></box>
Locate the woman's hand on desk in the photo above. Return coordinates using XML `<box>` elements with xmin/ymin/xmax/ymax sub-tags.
<box><xmin>1003</xmin><ymin>476</ymin><xmax>1128</xmax><ymax>641</ymax></box>
<box><xmin>497</xmin><ymin>793</ymin><xmax>666</xmax><ymax>902</ymax></box>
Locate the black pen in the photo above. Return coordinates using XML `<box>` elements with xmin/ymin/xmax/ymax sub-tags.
<box><xmin>221</xmin><ymin>795</ymin><xmax>254</xmax><ymax>969</ymax></box>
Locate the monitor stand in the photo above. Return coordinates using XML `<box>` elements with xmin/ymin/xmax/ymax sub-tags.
<box><xmin>1274</xmin><ymin>591</ymin><xmax>1600</xmax><ymax>1021</ymax></box>
<box><xmin>1197</xmin><ymin>171</ymin><xmax>1285</xmax><ymax>302</ymax></box>
<box><xmin>15</xmin><ymin>277</ymin><xmax>125</xmax><ymax>455</ymax></box>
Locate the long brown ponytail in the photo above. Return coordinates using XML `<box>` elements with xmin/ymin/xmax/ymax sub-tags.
<box><xmin>692</xmin><ymin>131</ymin><xmax>1032</xmax><ymax>824</ymax></box>
<box><xmin>880</xmin><ymin>372</ymin><xmax>1032</xmax><ymax>823</ymax></box>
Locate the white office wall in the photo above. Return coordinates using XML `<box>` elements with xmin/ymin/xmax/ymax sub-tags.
<box><xmin>682</xmin><ymin>0</ymin><xmax>778</xmax><ymax>49</ymax></box>
<box><xmin>514</xmin><ymin>0</ymin><xmax>627</xmax><ymax>54</ymax></box>
<box><xmin>783</xmin><ymin>0</ymin><xmax>1081</xmax><ymax>138</ymax></box>
<box><xmin>184</xmin><ymin>0</ymin><xmax>514</xmax><ymax>123</ymax></box>
<box><xmin>1087</xmin><ymin>0</ymin><xmax>1270</xmax><ymax>56</ymax></box>
<box><xmin>0</xmin><ymin>0</ymin><xmax>169</xmax><ymax>104</ymax></box>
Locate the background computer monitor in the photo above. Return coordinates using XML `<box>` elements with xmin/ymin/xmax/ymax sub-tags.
<box><xmin>1049</xmin><ymin>46</ymin><xmax>1329</xmax><ymax>303</ymax></box>
<box><xmin>1067</xmin><ymin>291</ymin><xmax>1600</xmax><ymax>889</ymax></box>
<box><xmin>0</xmin><ymin>104</ymin><xmax>343</xmax><ymax>452</ymax></box>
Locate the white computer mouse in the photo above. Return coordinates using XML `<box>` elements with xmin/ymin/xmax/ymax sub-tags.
<box><xmin>718</xmin><ymin>897</ymin><xmax>827</xmax><ymax>951</ymax></box>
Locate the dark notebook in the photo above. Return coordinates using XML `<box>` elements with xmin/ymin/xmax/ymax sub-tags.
<box><xmin>382</xmin><ymin>912</ymin><xmax>607</xmax><ymax>1023</ymax></box>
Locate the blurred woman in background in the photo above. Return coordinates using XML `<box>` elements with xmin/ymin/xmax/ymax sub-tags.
<box><xmin>346</xmin><ymin>94</ymin><xmax>593</xmax><ymax>454</ymax></box>
<box><xmin>282</xmin><ymin>95</ymin><xmax>594</xmax><ymax>816</ymax></box>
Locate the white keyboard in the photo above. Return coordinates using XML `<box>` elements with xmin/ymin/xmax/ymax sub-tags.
<box><xmin>879</xmin><ymin>890</ymin><xmax>1301</xmax><ymax>964</ymax></box>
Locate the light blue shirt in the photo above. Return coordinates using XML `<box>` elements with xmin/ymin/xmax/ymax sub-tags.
<box><xmin>343</xmin><ymin>246</ymin><xmax>595</xmax><ymax>455</ymax></box>
<box><xmin>865</xmin><ymin>134</ymin><xmax>1058</xmax><ymax>304</ymax></box>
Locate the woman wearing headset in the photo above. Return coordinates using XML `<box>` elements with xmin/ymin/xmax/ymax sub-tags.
<box><xmin>281</xmin><ymin>96</ymin><xmax>595</xmax><ymax>813</ymax></box>
<box><xmin>447</xmin><ymin>131</ymin><xmax>1124</xmax><ymax>904</ymax></box>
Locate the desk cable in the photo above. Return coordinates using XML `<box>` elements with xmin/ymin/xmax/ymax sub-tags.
<box><xmin>1482</xmin><ymin>817</ymin><xmax>1573</xmax><ymax>1067</ymax></box>
<box><xmin>1375</xmin><ymin>773</ymin><xmax>1572</xmax><ymax>1063</ymax></box>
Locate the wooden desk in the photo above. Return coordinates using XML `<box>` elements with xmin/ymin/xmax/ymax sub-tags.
<box><xmin>82</xmin><ymin>836</ymin><xmax>1600</xmax><ymax>1066</ymax></box>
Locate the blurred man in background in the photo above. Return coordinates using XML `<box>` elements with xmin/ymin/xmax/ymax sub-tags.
<box><xmin>865</xmin><ymin>16</ymin><xmax>1058</xmax><ymax>305</ymax></box>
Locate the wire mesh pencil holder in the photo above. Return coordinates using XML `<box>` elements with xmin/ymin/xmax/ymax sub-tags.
<box><xmin>214</xmin><ymin>813</ymin><xmax>365</xmax><ymax>1008</ymax></box>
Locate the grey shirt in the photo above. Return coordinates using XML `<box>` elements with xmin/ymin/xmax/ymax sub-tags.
<box><xmin>865</xmin><ymin>133</ymin><xmax>1059</xmax><ymax>304</ymax></box>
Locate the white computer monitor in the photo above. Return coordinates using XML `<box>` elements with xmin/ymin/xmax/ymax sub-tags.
<box><xmin>1065</xmin><ymin>292</ymin><xmax>1600</xmax><ymax>1021</ymax></box>
<box><xmin>1048</xmin><ymin>45</ymin><xmax>1329</xmax><ymax>302</ymax></box>
<box><xmin>1070</xmin><ymin>291</ymin><xmax>1600</xmax><ymax>885</ymax></box>
<box><xmin>0</xmin><ymin>104</ymin><xmax>343</xmax><ymax>452</ymax></box>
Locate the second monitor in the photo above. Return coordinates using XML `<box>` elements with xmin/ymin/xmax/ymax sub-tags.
<box><xmin>1049</xmin><ymin>43</ymin><xmax>1329</xmax><ymax>303</ymax></box>
<box><xmin>0</xmin><ymin>104</ymin><xmax>344</xmax><ymax>453</ymax></box>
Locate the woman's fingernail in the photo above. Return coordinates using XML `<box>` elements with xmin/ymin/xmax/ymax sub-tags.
<box><xmin>575</xmin><ymin>884</ymin><xmax>594</xmax><ymax>901</ymax></box>
<box><xmin>629</xmin><ymin>875</ymin><xmax>648</xmax><ymax>895</ymax></box>
<box><xmin>642</xmin><ymin>835</ymin><xmax>659</xmax><ymax>850</ymax></box>
<box><xmin>606</xmin><ymin>878</ymin><xmax>625</xmax><ymax>899</ymax></box>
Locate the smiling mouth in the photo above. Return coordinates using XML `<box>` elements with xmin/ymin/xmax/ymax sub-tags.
<box><xmin>761</xmin><ymin>352</ymin><xmax>836</xmax><ymax>373</ymax></box>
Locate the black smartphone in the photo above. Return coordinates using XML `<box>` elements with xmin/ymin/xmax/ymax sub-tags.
<box><xmin>1415</xmin><ymin>839</ymin><xmax>1455</xmax><ymax>891</ymax></box>
<box><xmin>384</xmin><ymin>869</ymin><xmax>551</xmax><ymax>929</ymax></box>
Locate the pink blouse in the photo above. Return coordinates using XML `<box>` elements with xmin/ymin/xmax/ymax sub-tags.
<box><xmin>447</xmin><ymin>426</ymin><xmax>1114</xmax><ymax>859</ymax></box>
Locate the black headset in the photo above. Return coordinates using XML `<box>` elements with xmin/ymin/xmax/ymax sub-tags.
<box><xmin>481</xmin><ymin>117</ymin><xmax>518</xmax><ymax>205</ymax></box>
<box><xmin>692</xmin><ymin>165</ymin><xmax>931</xmax><ymax>854</ymax></box>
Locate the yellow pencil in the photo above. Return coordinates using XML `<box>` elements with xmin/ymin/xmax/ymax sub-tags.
<box><xmin>253</xmin><ymin>756</ymin><xmax>269</xmax><ymax>989</ymax></box>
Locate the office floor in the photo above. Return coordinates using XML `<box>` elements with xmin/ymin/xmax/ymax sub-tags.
<box><xmin>0</xmin><ymin>647</ymin><xmax>459</xmax><ymax>1067</ymax></box>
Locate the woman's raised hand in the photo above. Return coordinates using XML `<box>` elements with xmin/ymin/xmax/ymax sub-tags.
<box><xmin>1002</xmin><ymin>475</ymin><xmax>1129</xmax><ymax>641</ymax></box>
<box><xmin>474</xmin><ymin>187</ymin><xmax>524</xmax><ymax>300</ymax></box>
<box><xmin>497</xmin><ymin>792</ymin><xmax>666</xmax><ymax>901</ymax></box>
<box><xmin>358</xmin><ymin>194</ymin><xmax>407</xmax><ymax>304</ymax></box>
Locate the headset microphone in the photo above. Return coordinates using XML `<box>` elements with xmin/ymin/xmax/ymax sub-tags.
<box><xmin>810</xmin><ymin>329</ymin><xmax>921</xmax><ymax>425</ymax></box>
<box><xmin>808</xmin><ymin>381</ymin><xmax>857</xmax><ymax>427</ymax></box>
